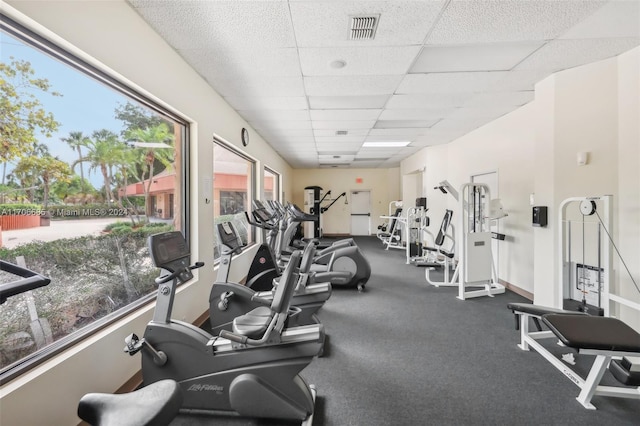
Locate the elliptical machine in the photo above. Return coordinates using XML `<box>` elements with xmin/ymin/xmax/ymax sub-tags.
<box><xmin>124</xmin><ymin>231</ymin><xmax>322</xmax><ymax>424</ymax></box>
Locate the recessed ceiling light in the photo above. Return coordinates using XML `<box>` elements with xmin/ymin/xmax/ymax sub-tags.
<box><xmin>362</xmin><ymin>141</ymin><xmax>411</xmax><ymax>148</ymax></box>
<box><xmin>330</xmin><ymin>59</ymin><xmax>347</xmax><ymax>69</ymax></box>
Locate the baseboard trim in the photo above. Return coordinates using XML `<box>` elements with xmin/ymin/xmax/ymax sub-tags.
<box><xmin>500</xmin><ymin>279</ymin><xmax>533</xmax><ymax>301</ymax></box>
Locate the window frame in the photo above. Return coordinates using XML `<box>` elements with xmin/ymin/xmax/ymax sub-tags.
<box><xmin>212</xmin><ymin>137</ymin><xmax>257</xmax><ymax>251</ymax></box>
<box><xmin>0</xmin><ymin>14</ymin><xmax>191</xmax><ymax>385</ymax></box>
<box><xmin>263</xmin><ymin>166</ymin><xmax>281</xmax><ymax>203</ymax></box>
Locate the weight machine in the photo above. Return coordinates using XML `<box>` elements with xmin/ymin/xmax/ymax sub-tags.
<box><xmin>303</xmin><ymin>186</ymin><xmax>346</xmax><ymax>239</ymax></box>
<box><xmin>377</xmin><ymin>201</ymin><xmax>404</xmax><ymax>250</ymax></box>
<box><xmin>426</xmin><ymin>181</ymin><xmax>505</xmax><ymax>300</ymax></box>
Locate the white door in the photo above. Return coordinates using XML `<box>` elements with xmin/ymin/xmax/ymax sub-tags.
<box><xmin>350</xmin><ymin>190</ymin><xmax>371</xmax><ymax>236</ymax></box>
<box><xmin>471</xmin><ymin>171</ymin><xmax>499</xmax><ymax>275</ymax></box>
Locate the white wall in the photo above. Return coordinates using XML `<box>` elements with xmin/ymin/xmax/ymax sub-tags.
<box><xmin>291</xmin><ymin>168</ymin><xmax>401</xmax><ymax>235</ymax></box>
<box><xmin>0</xmin><ymin>1</ymin><xmax>291</xmax><ymax>425</ymax></box>
<box><xmin>401</xmin><ymin>104</ymin><xmax>537</xmax><ymax>294</ymax></box>
<box><xmin>401</xmin><ymin>46</ymin><xmax>640</xmax><ymax>332</ymax></box>
<box><xmin>617</xmin><ymin>47</ymin><xmax>640</xmax><ymax>326</ymax></box>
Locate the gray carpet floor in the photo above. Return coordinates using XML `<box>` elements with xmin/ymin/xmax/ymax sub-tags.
<box><xmin>171</xmin><ymin>236</ymin><xmax>639</xmax><ymax>425</ymax></box>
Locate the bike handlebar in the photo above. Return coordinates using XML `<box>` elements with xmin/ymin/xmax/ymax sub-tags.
<box><xmin>0</xmin><ymin>260</ymin><xmax>51</xmax><ymax>305</ymax></box>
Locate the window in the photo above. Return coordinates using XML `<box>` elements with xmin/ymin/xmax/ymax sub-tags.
<box><xmin>213</xmin><ymin>140</ymin><xmax>255</xmax><ymax>257</ymax></box>
<box><xmin>0</xmin><ymin>16</ymin><xmax>188</xmax><ymax>383</ymax></box>
<box><xmin>264</xmin><ymin>167</ymin><xmax>280</xmax><ymax>202</ymax></box>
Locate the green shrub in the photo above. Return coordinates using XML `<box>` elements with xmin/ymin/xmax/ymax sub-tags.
<box><xmin>0</xmin><ymin>223</ymin><xmax>175</xmax><ymax>369</ymax></box>
<box><xmin>104</xmin><ymin>221</ymin><xmax>133</xmax><ymax>232</ymax></box>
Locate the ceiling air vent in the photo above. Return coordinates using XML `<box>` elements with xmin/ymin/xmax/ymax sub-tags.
<box><xmin>350</xmin><ymin>15</ymin><xmax>379</xmax><ymax>40</ymax></box>
<box><xmin>335</xmin><ymin>130</ymin><xmax>348</xmax><ymax>136</ymax></box>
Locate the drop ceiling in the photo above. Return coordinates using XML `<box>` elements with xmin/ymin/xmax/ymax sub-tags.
<box><xmin>127</xmin><ymin>0</ymin><xmax>640</xmax><ymax>169</ymax></box>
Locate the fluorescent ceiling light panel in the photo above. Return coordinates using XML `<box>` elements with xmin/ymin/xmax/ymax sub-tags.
<box><xmin>362</xmin><ymin>141</ymin><xmax>410</xmax><ymax>148</ymax></box>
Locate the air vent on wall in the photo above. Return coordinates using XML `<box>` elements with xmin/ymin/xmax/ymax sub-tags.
<box><xmin>350</xmin><ymin>15</ymin><xmax>379</xmax><ymax>40</ymax></box>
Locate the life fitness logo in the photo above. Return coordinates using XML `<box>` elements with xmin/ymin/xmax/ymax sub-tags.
<box><xmin>259</xmin><ymin>257</ymin><xmax>266</xmax><ymax>264</ymax></box>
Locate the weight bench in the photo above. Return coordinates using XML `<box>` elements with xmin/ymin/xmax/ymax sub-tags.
<box><xmin>507</xmin><ymin>303</ymin><xmax>640</xmax><ymax>409</ymax></box>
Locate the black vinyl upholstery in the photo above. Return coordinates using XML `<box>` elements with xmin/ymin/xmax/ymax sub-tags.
<box><xmin>77</xmin><ymin>379</ymin><xmax>182</xmax><ymax>426</ymax></box>
<box><xmin>542</xmin><ymin>314</ymin><xmax>640</xmax><ymax>352</ymax></box>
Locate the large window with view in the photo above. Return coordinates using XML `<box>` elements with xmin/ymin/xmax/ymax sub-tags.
<box><xmin>0</xmin><ymin>17</ymin><xmax>188</xmax><ymax>382</ymax></box>
<box><xmin>213</xmin><ymin>140</ymin><xmax>255</xmax><ymax>259</ymax></box>
<box><xmin>264</xmin><ymin>167</ymin><xmax>280</xmax><ymax>202</ymax></box>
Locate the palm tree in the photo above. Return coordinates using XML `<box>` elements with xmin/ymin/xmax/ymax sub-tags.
<box><xmin>126</xmin><ymin>123</ymin><xmax>173</xmax><ymax>218</ymax></box>
<box><xmin>74</xmin><ymin>129</ymin><xmax>125</xmax><ymax>206</ymax></box>
<box><xmin>61</xmin><ymin>131</ymin><xmax>90</xmax><ymax>189</ymax></box>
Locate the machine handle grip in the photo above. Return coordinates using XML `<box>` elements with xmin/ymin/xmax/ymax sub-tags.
<box><xmin>0</xmin><ymin>260</ymin><xmax>51</xmax><ymax>305</ymax></box>
<box><xmin>219</xmin><ymin>330</ymin><xmax>248</xmax><ymax>344</ymax></box>
<box><xmin>250</xmin><ymin>294</ymin><xmax>272</xmax><ymax>306</ymax></box>
<box><xmin>155</xmin><ymin>262</ymin><xmax>204</xmax><ymax>285</ymax></box>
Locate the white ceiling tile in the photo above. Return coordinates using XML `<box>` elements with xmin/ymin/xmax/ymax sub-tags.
<box><xmin>316</xmin><ymin>142</ymin><xmax>363</xmax><ymax>151</ymax></box>
<box><xmin>240</xmin><ymin>110</ymin><xmax>310</xmax><ymax>122</ymax></box>
<box><xmin>312</xmin><ymin>120</ymin><xmax>376</xmax><ymax>130</ymax></box>
<box><xmin>464</xmin><ymin>91</ymin><xmax>534</xmax><ymax>108</ymax></box>
<box><xmin>374</xmin><ymin>119</ymin><xmax>439</xmax><ymax>129</ymax></box>
<box><xmin>560</xmin><ymin>1</ymin><xmax>640</xmax><ymax>40</ymax></box>
<box><xmin>251</xmin><ymin>120</ymin><xmax>312</xmax><ymax>131</ymax></box>
<box><xmin>351</xmin><ymin>160</ymin><xmax>385</xmax><ymax>168</ymax></box>
<box><xmin>410</xmin><ymin>42</ymin><xmax>544</xmax><ymax>73</ymax></box>
<box><xmin>488</xmin><ymin>70</ymin><xmax>552</xmax><ymax>92</ymax></box>
<box><xmin>378</xmin><ymin>108</ymin><xmax>453</xmax><ymax>121</ymax></box>
<box><xmin>179</xmin><ymin>47</ymin><xmax>301</xmax><ymax>78</ymax></box>
<box><xmin>132</xmin><ymin>0</ymin><xmax>637</xmax><ymax>169</ymax></box>
<box><xmin>386</xmin><ymin>93</ymin><xmax>473</xmax><ymax>109</ymax></box>
<box><xmin>397</xmin><ymin>72</ymin><xmax>508</xmax><ymax>94</ymax></box>
<box><xmin>365</xmin><ymin>135</ymin><xmax>419</xmax><ymax>143</ymax></box>
<box><xmin>310</xmin><ymin>109</ymin><xmax>382</xmax><ymax>121</ymax></box>
<box><xmin>314</xmin><ymin>128</ymin><xmax>370</xmax><ymax>137</ymax></box>
<box><xmin>206</xmin><ymin>75</ymin><xmax>305</xmax><ymax>97</ymax></box>
<box><xmin>430</xmin><ymin>117</ymin><xmax>492</xmax><ymax>133</ymax></box>
<box><xmin>318</xmin><ymin>154</ymin><xmax>355</xmax><ymax>163</ymax></box>
<box><xmin>309</xmin><ymin>95</ymin><xmax>390</xmax><ymax>109</ymax></box>
<box><xmin>289</xmin><ymin>1</ymin><xmax>446</xmax><ymax>47</ymax></box>
<box><xmin>427</xmin><ymin>0</ymin><xmax>608</xmax><ymax>44</ymax></box>
<box><xmin>304</xmin><ymin>75</ymin><xmax>403</xmax><ymax>96</ymax></box>
<box><xmin>368</xmin><ymin>128</ymin><xmax>426</xmax><ymax>137</ymax></box>
<box><xmin>356</xmin><ymin>149</ymin><xmax>402</xmax><ymax>158</ymax></box>
<box><xmin>225</xmin><ymin>96</ymin><xmax>308</xmax><ymax>111</ymax></box>
<box><xmin>515</xmin><ymin>38</ymin><xmax>640</xmax><ymax>74</ymax></box>
<box><xmin>315</xmin><ymin>136</ymin><xmax>366</xmax><ymax>143</ymax></box>
<box><xmin>446</xmin><ymin>105</ymin><xmax>517</xmax><ymax>121</ymax></box>
<box><xmin>299</xmin><ymin>46</ymin><xmax>421</xmax><ymax>76</ymax></box>
<box><xmin>258</xmin><ymin>128</ymin><xmax>315</xmax><ymax>138</ymax></box>
<box><xmin>278</xmin><ymin>147</ymin><xmax>318</xmax><ymax>153</ymax></box>
<box><xmin>132</xmin><ymin>1</ymin><xmax>297</xmax><ymax>49</ymax></box>
<box><xmin>238</xmin><ymin>109</ymin><xmax>311</xmax><ymax>121</ymax></box>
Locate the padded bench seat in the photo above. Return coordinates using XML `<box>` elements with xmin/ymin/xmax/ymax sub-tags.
<box><xmin>542</xmin><ymin>314</ymin><xmax>640</xmax><ymax>353</ymax></box>
<box><xmin>508</xmin><ymin>306</ymin><xmax>640</xmax><ymax>409</ymax></box>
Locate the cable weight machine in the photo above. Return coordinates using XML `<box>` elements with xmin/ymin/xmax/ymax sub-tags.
<box><xmin>303</xmin><ymin>186</ymin><xmax>346</xmax><ymax>239</ymax></box>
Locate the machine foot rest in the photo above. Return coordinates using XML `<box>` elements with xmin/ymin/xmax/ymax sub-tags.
<box><xmin>610</xmin><ymin>358</ymin><xmax>640</xmax><ymax>386</ymax></box>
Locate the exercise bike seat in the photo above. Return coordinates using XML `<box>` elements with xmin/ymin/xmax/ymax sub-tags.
<box><xmin>233</xmin><ymin>306</ymin><xmax>273</xmax><ymax>337</ymax></box>
<box><xmin>77</xmin><ymin>379</ymin><xmax>182</xmax><ymax>426</ymax></box>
